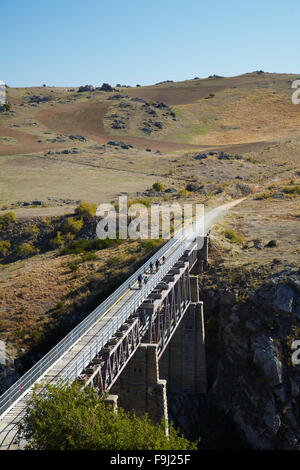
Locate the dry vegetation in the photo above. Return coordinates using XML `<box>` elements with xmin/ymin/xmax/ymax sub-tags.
<box><xmin>1</xmin><ymin>71</ymin><xmax>300</xmax><ymax>366</ymax></box>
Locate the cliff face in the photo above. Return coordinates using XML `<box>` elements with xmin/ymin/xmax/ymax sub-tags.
<box><xmin>0</xmin><ymin>341</ymin><xmax>19</xmax><ymax>395</ymax></box>
<box><xmin>201</xmin><ymin>267</ymin><xmax>300</xmax><ymax>450</ymax></box>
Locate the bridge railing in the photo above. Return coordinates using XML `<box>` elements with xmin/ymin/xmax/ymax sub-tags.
<box><xmin>44</xmin><ymin>236</ymin><xmax>195</xmax><ymax>388</ymax></box>
<box><xmin>0</xmin><ymin>230</ymin><xmax>198</xmax><ymax>418</ymax></box>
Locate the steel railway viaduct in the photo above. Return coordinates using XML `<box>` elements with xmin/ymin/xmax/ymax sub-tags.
<box><xmin>0</xmin><ymin>201</ymin><xmax>241</xmax><ymax>449</ymax></box>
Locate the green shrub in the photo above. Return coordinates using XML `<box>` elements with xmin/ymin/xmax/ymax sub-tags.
<box><xmin>17</xmin><ymin>382</ymin><xmax>197</xmax><ymax>450</ymax></box>
<box><xmin>105</xmin><ymin>256</ymin><xmax>120</xmax><ymax>268</ymax></box>
<box><xmin>50</xmin><ymin>231</ymin><xmax>65</xmax><ymax>249</ymax></box>
<box><xmin>282</xmin><ymin>185</ymin><xmax>300</xmax><ymax>195</ymax></box>
<box><xmin>223</xmin><ymin>229</ymin><xmax>243</xmax><ymax>244</ymax></box>
<box><xmin>63</xmin><ymin>232</ymin><xmax>75</xmax><ymax>243</ymax></box>
<box><xmin>0</xmin><ymin>240</ymin><xmax>10</xmax><ymax>256</ymax></box>
<box><xmin>81</xmin><ymin>252</ymin><xmax>97</xmax><ymax>262</ymax></box>
<box><xmin>16</xmin><ymin>242</ymin><xmax>39</xmax><ymax>258</ymax></box>
<box><xmin>128</xmin><ymin>198</ymin><xmax>151</xmax><ymax>208</ymax></box>
<box><xmin>177</xmin><ymin>189</ymin><xmax>188</xmax><ymax>197</ymax></box>
<box><xmin>151</xmin><ymin>182</ymin><xmax>165</xmax><ymax>192</ymax></box>
<box><xmin>60</xmin><ymin>237</ymin><xmax>120</xmax><ymax>255</ymax></box>
<box><xmin>62</xmin><ymin>217</ymin><xmax>83</xmax><ymax>234</ymax></box>
<box><xmin>25</xmin><ymin>224</ymin><xmax>40</xmax><ymax>237</ymax></box>
<box><xmin>29</xmin><ymin>329</ymin><xmax>41</xmax><ymax>345</ymax></box>
<box><xmin>0</xmin><ymin>211</ymin><xmax>15</xmax><ymax>230</ymax></box>
<box><xmin>255</xmin><ymin>191</ymin><xmax>274</xmax><ymax>200</ymax></box>
<box><xmin>141</xmin><ymin>239</ymin><xmax>162</xmax><ymax>251</ymax></box>
<box><xmin>75</xmin><ymin>201</ymin><xmax>96</xmax><ymax>219</ymax></box>
<box><xmin>68</xmin><ymin>262</ymin><xmax>79</xmax><ymax>272</ymax></box>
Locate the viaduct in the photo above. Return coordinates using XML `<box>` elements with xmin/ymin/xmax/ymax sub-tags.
<box><xmin>0</xmin><ymin>202</ymin><xmax>239</xmax><ymax>449</ymax></box>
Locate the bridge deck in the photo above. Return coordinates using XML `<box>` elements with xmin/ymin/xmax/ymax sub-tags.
<box><xmin>0</xmin><ymin>201</ymin><xmax>238</xmax><ymax>449</ymax></box>
<box><xmin>0</xmin><ymin>236</ymin><xmax>186</xmax><ymax>449</ymax></box>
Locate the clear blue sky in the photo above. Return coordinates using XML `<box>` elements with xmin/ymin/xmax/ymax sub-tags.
<box><xmin>1</xmin><ymin>0</ymin><xmax>299</xmax><ymax>87</ymax></box>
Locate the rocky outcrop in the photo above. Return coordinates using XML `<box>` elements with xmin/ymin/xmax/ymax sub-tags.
<box><xmin>0</xmin><ymin>341</ymin><xmax>19</xmax><ymax>395</ymax></box>
<box><xmin>200</xmin><ymin>267</ymin><xmax>300</xmax><ymax>450</ymax></box>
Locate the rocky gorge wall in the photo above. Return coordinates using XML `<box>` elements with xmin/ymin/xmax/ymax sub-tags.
<box><xmin>197</xmin><ymin>266</ymin><xmax>300</xmax><ymax>450</ymax></box>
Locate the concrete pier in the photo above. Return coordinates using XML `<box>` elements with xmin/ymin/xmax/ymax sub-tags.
<box><xmin>159</xmin><ymin>302</ymin><xmax>207</xmax><ymax>394</ymax></box>
<box><xmin>111</xmin><ymin>344</ymin><xmax>168</xmax><ymax>426</ymax></box>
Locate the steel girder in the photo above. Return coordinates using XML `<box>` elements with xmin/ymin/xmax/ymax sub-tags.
<box><xmin>78</xmin><ymin>259</ymin><xmax>193</xmax><ymax>394</ymax></box>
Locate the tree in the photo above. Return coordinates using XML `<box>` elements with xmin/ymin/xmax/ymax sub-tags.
<box><xmin>17</xmin><ymin>382</ymin><xmax>197</xmax><ymax>450</ymax></box>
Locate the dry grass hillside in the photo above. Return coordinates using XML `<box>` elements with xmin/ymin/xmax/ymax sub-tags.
<box><xmin>0</xmin><ymin>71</ymin><xmax>300</xmax><ymax>370</ymax></box>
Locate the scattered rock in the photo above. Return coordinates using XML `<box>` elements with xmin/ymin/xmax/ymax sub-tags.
<box><xmin>252</xmin><ymin>335</ymin><xmax>283</xmax><ymax>387</ymax></box>
<box><xmin>78</xmin><ymin>85</ymin><xmax>94</xmax><ymax>93</ymax></box>
<box><xmin>274</xmin><ymin>284</ymin><xmax>294</xmax><ymax>313</ymax></box>
<box><xmin>263</xmin><ymin>399</ymin><xmax>281</xmax><ymax>435</ymax></box>
<box><xmin>290</xmin><ymin>378</ymin><xmax>299</xmax><ymax>398</ymax></box>
<box><xmin>97</xmin><ymin>83</ymin><xmax>114</xmax><ymax>92</ymax></box>
<box><xmin>69</xmin><ymin>134</ymin><xmax>86</xmax><ymax>142</ymax></box>
<box><xmin>266</xmin><ymin>240</ymin><xmax>278</xmax><ymax>248</ymax></box>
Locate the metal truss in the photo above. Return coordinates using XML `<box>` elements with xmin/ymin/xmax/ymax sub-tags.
<box><xmin>138</xmin><ymin>261</ymin><xmax>191</xmax><ymax>358</ymax></box>
<box><xmin>78</xmin><ymin>258</ymin><xmax>193</xmax><ymax>393</ymax></box>
<box><xmin>78</xmin><ymin>317</ymin><xmax>140</xmax><ymax>393</ymax></box>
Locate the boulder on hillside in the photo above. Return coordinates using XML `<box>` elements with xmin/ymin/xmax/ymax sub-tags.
<box><xmin>69</xmin><ymin>134</ymin><xmax>86</xmax><ymax>141</ymax></box>
<box><xmin>78</xmin><ymin>85</ymin><xmax>94</xmax><ymax>92</ymax></box>
<box><xmin>97</xmin><ymin>83</ymin><xmax>114</xmax><ymax>92</ymax></box>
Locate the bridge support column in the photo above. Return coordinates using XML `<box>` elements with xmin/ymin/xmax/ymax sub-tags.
<box><xmin>193</xmin><ymin>236</ymin><xmax>208</xmax><ymax>273</ymax></box>
<box><xmin>110</xmin><ymin>344</ymin><xmax>168</xmax><ymax>429</ymax></box>
<box><xmin>190</xmin><ymin>275</ymin><xmax>199</xmax><ymax>302</ymax></box>
<box><xmin>159</xmin><ymin>302</ymin><xmax>207</xmax><ymax>394</ymax></box>
<box><xmin>104</xmin><ymin>394</ymin><xmax>118</xmax><ymax>412</ymax></box>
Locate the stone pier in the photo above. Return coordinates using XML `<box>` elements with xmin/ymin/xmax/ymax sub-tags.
<box><xmin>159</xmin><ymin>302</ymin><xmax>207</xmax><ymax>394</ymax></box>
<box><xmin>110</xmin><ymin>344</ymin><xmax>168</xmax><ymax>426</ymax></box>
<box><xmin>110</xmin><ymin>301</ymin><xmax>207</xmax><ymax>426</ymax></box>
<box><xmin>192</xmin><ymin>236</ymin><xmax>208</xmax><ymax>273</ymax></box>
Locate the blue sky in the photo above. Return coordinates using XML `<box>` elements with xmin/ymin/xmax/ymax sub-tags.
<box><xmin>1</xmin><ymin>0</ymin><xmax>299</xmax><ymax>87</ymax></box>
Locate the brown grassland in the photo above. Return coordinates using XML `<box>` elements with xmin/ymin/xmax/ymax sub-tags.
<box><xmin>0</xmin><ymin>71</ymin><xmax>299</xmax><ymax>363</ymax></box>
